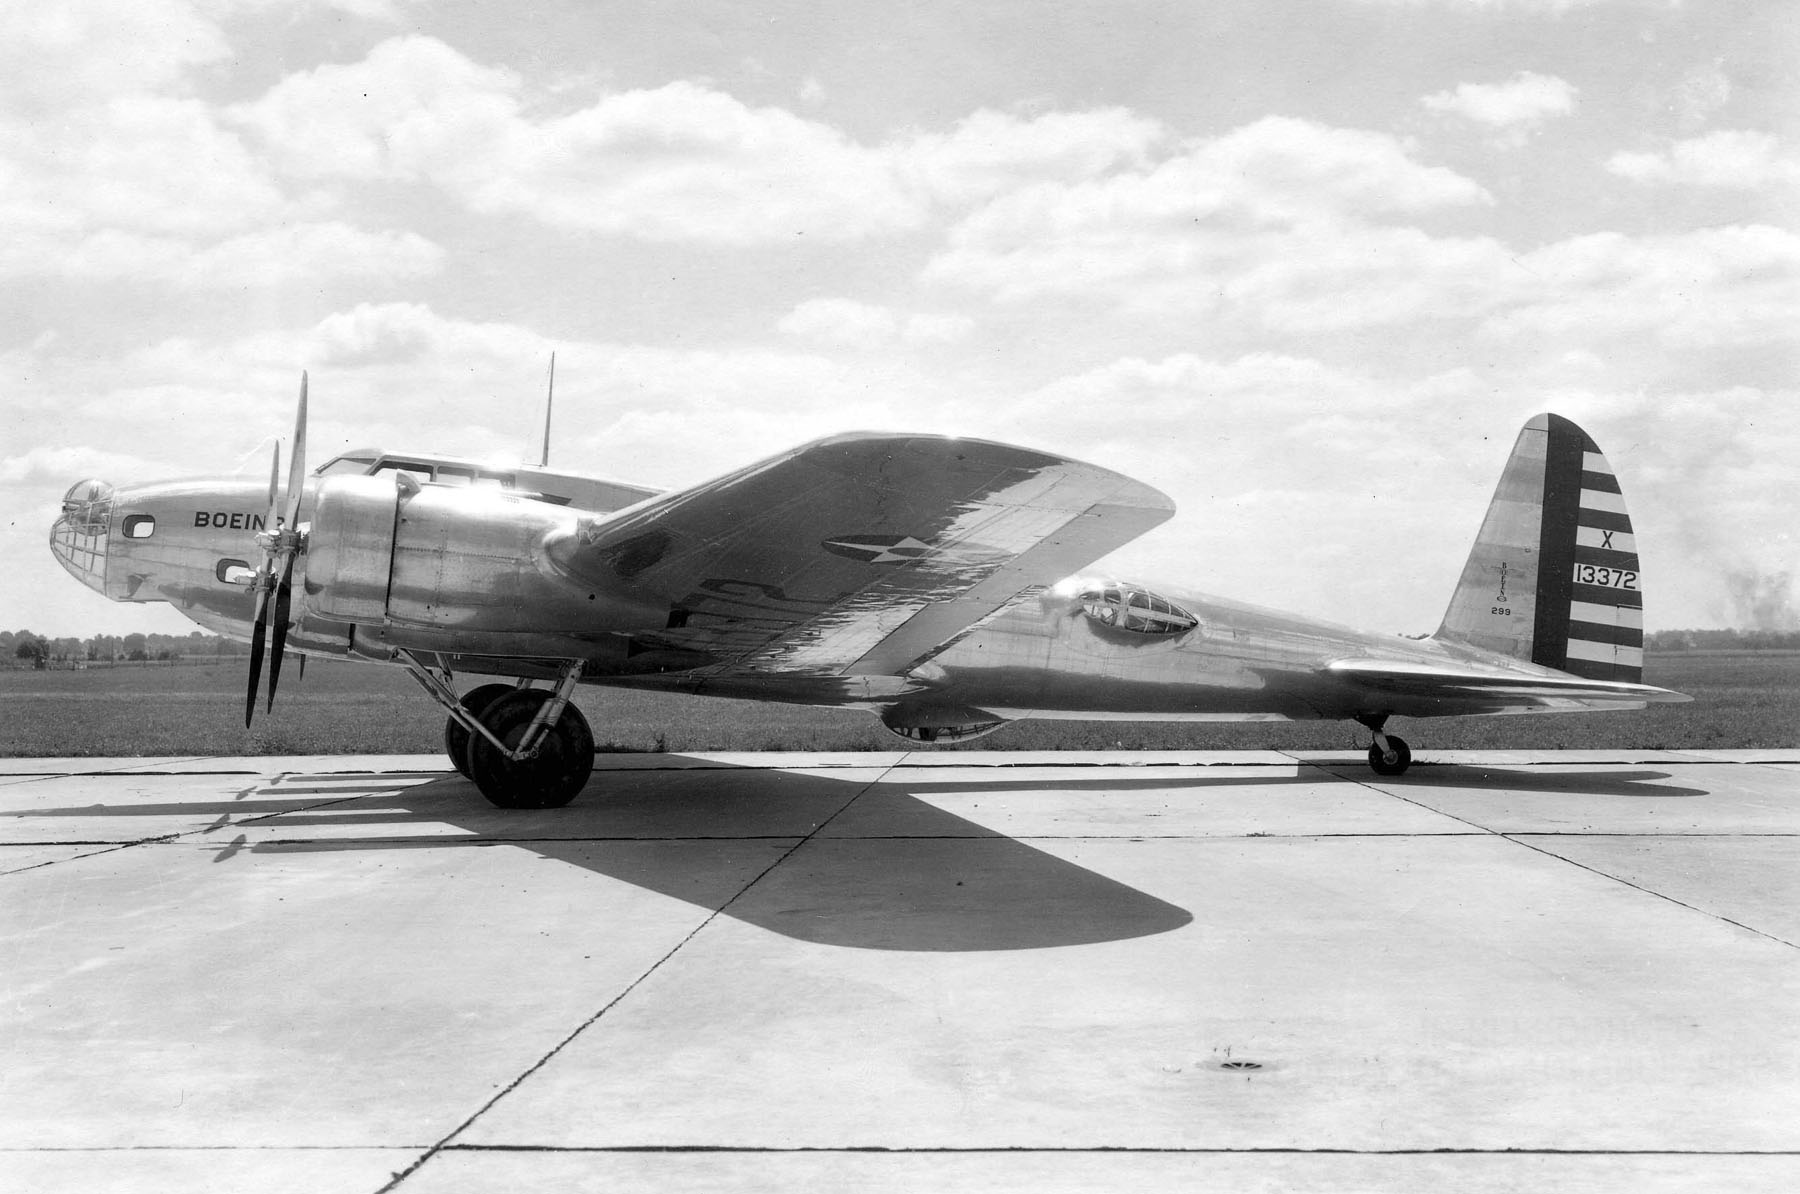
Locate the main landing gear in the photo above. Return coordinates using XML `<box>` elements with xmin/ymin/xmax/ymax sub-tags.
<box><xmin>1356</xmin><ymin>714</ymin><xmax>1412</xmax><ymax>777</ymax></box>
<box><xmin>401</xmin><ymin>654</ymin><xmax>595</xmax><ymax>808</ymax></box>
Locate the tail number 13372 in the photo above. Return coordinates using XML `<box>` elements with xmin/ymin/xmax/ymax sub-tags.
<box><xmin>1574</xmin><ymin>563</ymin><xmax>1638</xmax><ymax>591</ymax></box>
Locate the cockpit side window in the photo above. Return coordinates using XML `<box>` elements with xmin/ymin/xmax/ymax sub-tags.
<box><xmin>1078</xmin><ymin>585</ymin><xmax>1198</xmax><ymax>635</ymax></box>
<box><xmin>316</xmin><ymin>451</ymin><xmax>381</xmax><ymax>477</ymax></box>
<box><xmin>375</xmin><ymin>461</ymin><xmax>434</xmax><ymax>487</ymax></box>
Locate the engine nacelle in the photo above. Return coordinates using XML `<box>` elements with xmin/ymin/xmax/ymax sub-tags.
<box><xmin>305</xmin><ymin>474</ymin><xmax>397</xmax><ymax>623</ymax></box>
<box><xmin>304</xmin><ymin>474</ymin><xmax>663</xmax><ymax>634</ymax></box>
<box><xmin>879</xmin><ymin>703</ymin><xmax>1010</xmax><ymax>744</ymax></box>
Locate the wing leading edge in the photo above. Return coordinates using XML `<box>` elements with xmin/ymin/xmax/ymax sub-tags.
<box><xmin>553</xmin><ymin>432</ymin><xmax>1175</xmax><ymax>678</ymax></box>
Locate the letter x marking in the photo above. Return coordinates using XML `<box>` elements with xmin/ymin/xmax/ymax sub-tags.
<box><xmin>1601</xmin><ymin>530</ymin><xmax>1615</xmax><ymax>549</ymax></box>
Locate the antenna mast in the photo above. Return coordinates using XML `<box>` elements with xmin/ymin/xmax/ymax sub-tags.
<box><xmin>539</xmin><ymin>352</ymin><xmax>556</xmax><ymax>468</ymax></box>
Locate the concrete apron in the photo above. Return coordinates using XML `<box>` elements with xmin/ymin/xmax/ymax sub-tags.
<box><xmin>2</xmin><ymin>751</ymin><xmax>1797</xmax><ymax>1193</ymax></box>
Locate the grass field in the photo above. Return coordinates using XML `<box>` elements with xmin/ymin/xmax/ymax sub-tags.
<box><xmin>0</xmin><ymin>653</ymin><xmax>1793</xmax><ymax>757</ymax></box>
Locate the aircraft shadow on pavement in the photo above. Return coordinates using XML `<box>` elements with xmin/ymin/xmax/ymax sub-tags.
<box><xmin>7</xmin><ymin>760</ymin><xmax>1197</xmax><ymax>953</ymax></box>
<box><xmin>7</xmin><ymin>759</ymin><xmax>1705</xmax><ymax>948</ymax></box>
<box><xmin>264</xmin><ymin>764</ymin><xmax>1199</xmax><ymax>952</ymax></box>
<box><xmin>1334</xmin><ymin>764</ymin><xmax>1712</xmax><ymax>798</ymax></box>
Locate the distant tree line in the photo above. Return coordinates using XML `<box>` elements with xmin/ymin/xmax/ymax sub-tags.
<box><xmin>2</xmin><ymin>629</ymin><xmax>249</xmax><ymax>669</ymax></box>
<box><xmin>1645</xmin><ymin>628</ymin><xmax>1800</xmax><ymax>652</ymax></box>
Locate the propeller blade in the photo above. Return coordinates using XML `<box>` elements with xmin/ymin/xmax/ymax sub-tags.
<box><xmin>283</xmin><ymin>371</ymin><xmax>308</xmax><ymax>526</ymax></box>
<box><xmin>246</xmin><ymin>580</ymin><xmax>270</xmax><ymax>728</ymax></box>
<box><xmin>247</xmin><ymin>369</ymin><xmax>311</xmax><ymax>727</ymax></box>
<box><xmin>266</xmin><ymin>552</ymin><xmax>297</xmax><ymax>712</ymax></box>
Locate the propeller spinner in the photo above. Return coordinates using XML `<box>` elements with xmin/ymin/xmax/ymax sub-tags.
<box><xmin>245</xmin><ymin>372</ymin><xmax>309</xmax><ymax>727</ymax></box>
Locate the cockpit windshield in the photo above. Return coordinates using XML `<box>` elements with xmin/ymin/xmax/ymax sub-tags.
<box><xmin>60</xmin><ymin>479</ymin><xmax>114</xmax><ymax>533</ymax></box>
<box><xmin>1078</xmin><ymin>585</ymin><xmax>1199</xmax><ymax>635</ymax></box>
<box><xmin>315</xmin><ymin>450</ymin><xmax>381</xmax><ymax>477</ymax></box>
<box><xmin>315</xmin><ymin>449</ymin><xmax>515</xmax><ymax>489</ymax></box>
<box><xmin>52</xmin><ymin>479</ymin><xmax>114</xmax><ymax>594</ymax></box>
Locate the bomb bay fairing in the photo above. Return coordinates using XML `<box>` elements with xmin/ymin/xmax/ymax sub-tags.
<box><xmin>51</xmin><ymin>384</ymin><xmax>1687</xmax><ymax>807</ymax></box>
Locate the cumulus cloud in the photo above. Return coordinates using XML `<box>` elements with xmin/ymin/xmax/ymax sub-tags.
<box><xmin>925</xmin><ymin>115</ymin><xmax>1497</xmax><ymax>321</ymax></box>
<box><xmin>894</xmin><ymin>108</ymin><xmax>1163</xmax><ymax>204</ymax></box>
<box><xmin>920</xmin><ymin>110</ymin><xmax>1799</xmax><ymax>355</ymax></box>
<box><xmin>4</xmin><ymin>97</ymin><xmax>288</xmax><ymax>239</ymax></box>
<box><xmin>1607</xmin><ymin>131</ymin><xmax>1799</xmax><ymax>190</ymax></box>
<box><xmin>778</xmin><ymin>299</ymin><xmax>974</xmax><ymax>348</ymax></box>
<box><xmin>1669</xmin><ymin>60</ymin><xmax>1733</xmax><ymax>130</ymax></box>
<box><xmin>1420</xmin><ymin>72</ymin><xmax>1577</xmax><ymax>143</ymax></box>
<box><xmin>0</xmin><ymin>104</ymin><xmax>444</xmax><ymax>287</ymax></box>
<box><xmin>3</xmin><ymin>223</ymin><xmax>441</xmax><ymax>287</ymax></box>
<box><xmin>0</xmin><ymin>0</ymin><xmax>228</xmax><ymax>111</ymax></box>
<box><xmin>225</xmin><ymin>37</ymin><xmax>524</xmax><ymax>182</ymax></box>
<box><xmin>1483</xmin><ymin>225</ymin><xmax>1800</xmax><ymax>349</ymax></box>
<box><xmin>229</xmin><ymin>37</ymin><xmax>1177</xmax><ymax>243</ymax></box>
<box><xmin>16</xmin><ymin>302</ymin><xmax>956</xmax><ymax>481</ymax></box>
<box><xmin>0</xmin><ymin>445</ymin><xmax>162</xmax><ymax>486</ymax></box>
<box><xmin>0</xmin><ymin>9</ymin><xmax>444</xmax><ymax>287</ymax></box>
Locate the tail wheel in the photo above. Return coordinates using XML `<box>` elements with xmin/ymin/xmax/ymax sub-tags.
<box><xmin>466</xmin><ymin>689</ymin><xmax>595</xmax><ymax>809</ymax></box>
<box><xmin>1368</xmin><ymin>735</ymin><xmax>1412</xmax><ymax>777</ymax></box>
<box><xmin>444</xmin><ymin>683</ymin><xmax>516</xmax><ymax>778</ymax></box>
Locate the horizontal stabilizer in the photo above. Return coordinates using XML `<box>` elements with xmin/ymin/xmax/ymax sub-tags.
<box><xmin>1326</xmin><ymin>657</ymin><xmax>1690</xmax><ymax>717</ymax></box>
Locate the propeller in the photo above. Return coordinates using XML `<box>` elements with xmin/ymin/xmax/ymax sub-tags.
<box><xmin>245</xmin><ymin>372</ymin><xmax>309</xmax><ymax>727</ymax></box>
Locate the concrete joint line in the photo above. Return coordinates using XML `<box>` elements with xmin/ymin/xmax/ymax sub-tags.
<box><xmin>376</xmin><ymin>759</ymin><xmax>905</xmax><ymax>1194</ymax></box>
<box><xmin>0</xmin><ymin>784</ymin><xmax>402</xmax><ymax>880</ymax></box>
<box><xmin>1347</xmin><ymin>774</ymin><xmax>1799</xmax><ymax>952</ymax></box>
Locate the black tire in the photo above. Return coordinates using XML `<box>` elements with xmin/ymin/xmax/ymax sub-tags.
<box><xmin>466</xmin><ymin>689</ymin><xmax>594</xmax><ymax>809</ymax></box>
<box><xmin>1368</xmin><ymin>735</ymin><xmax>1412</xmax><ymax>777</ymax></box>
<box><xmin>444</xmin><ymin>683</ymin><xmax>515</xmax><ymax>778</ymax></box>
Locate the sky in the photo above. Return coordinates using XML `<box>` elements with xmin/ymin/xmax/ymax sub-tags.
<box><xmin>3</xmin><ymin>0</ymin><xmax>1796</xmax><ymax>639</ymax></box>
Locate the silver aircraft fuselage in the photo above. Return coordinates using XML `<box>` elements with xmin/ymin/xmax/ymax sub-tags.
<box><xmin>51</xmin><ymin>463</ymin><xmax>1622</xmax><ymax>732</ymax></box>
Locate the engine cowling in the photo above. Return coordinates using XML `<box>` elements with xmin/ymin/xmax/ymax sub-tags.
<box><xmin>303</xmin><ymin>474</ymin><xmax>663</xmax><ymax>634</ymax></box>
<box><xmin>880</xmin><ymin>703</ymin><xmax>1010</xmax><ymax>744</ymax></box>
<box><xmin>304</xmin><ymin>474</ymin><xmax>396</xmax><ymax>623</ymax></box>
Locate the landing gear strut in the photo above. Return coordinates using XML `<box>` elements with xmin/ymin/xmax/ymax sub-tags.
<box><xmin>401</xmin><ymin>654</ymin><xmax>596</xmax><ymax>807</ymax></box>
<box><xmin>465</xmin><ymin>687</ymin><xmax>594</xmax><ymax>809</ymax></box>
<box><xmin>1356</xmin><ymin>714</ymin><xmax>1411</xmax><ymax>777</ymax></box>
<box><xmin>443</xmin><ymin>683</ymin><xmax>515</xmax><ymax>779</ymax></box>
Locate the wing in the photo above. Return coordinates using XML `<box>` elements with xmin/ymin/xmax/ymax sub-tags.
<box><xmin>1325</xmin><ymin>657</ymin><xmax>1691</xmax><ymax>717</ymax></box>
<box><xmin>553</xmin><ymin>432</ymin><xmax>1173</xmax><ymax>678</ymax></box>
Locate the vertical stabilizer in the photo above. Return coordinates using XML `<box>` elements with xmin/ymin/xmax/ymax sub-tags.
<box><xmin>1435</xmin><ymin>414</ymin><xmax>1644</xmax><ymax>682</ymax></box>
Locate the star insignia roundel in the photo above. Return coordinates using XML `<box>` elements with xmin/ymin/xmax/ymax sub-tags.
<box><xmin>821</xmin><ymin>534</ymin><xmax>936</xmax><ymax>565</ymax></box>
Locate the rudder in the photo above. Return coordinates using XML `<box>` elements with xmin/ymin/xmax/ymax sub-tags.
<box><xmin>1435</xmin><ymin>414</ymin><xmax>1644</xmax><ymax>682</ymax></box>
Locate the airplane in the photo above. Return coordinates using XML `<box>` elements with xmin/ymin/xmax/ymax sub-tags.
<box><xmin>50</xmin><ymin>378</ymin><xmax>1689</xmax><ymax>808</ymax></box>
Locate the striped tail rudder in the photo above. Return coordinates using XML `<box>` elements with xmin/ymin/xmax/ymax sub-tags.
<box><xmin>1435</xmin><ymin>413</ymin><xmax>1645</xmax><ymax>682</ymax></box>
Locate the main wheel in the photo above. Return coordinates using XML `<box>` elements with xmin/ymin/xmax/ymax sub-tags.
<box><xmin>466</xmin><ymin>689</ymin><xmax>595</xmax><ymax>809</ymax></box>
<box><xmin>444</xmin><ymin>683</ymin><xmax>515</xmax><ymax>778</ymax></box>
<box><xmin>1368</xmin><ymin>735</ymin><xmax>1412</xmax><ymax>776</ymax></box>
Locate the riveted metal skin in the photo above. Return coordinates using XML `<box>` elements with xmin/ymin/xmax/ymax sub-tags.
<box><xmin>49</xmin><ymin>424</ymin><xmax>1690</xmax><ymax>730</ymax></box>
<box><xmin>306</xmin><ymin>475</ymin><xmax>397</xmax><ymax>624</ymax></box>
